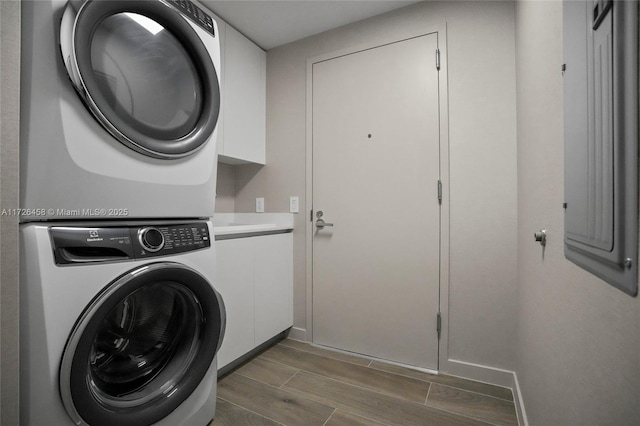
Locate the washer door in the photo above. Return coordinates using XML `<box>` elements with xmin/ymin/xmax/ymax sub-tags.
<box><xmin>60</xmin><ymin>262</ymin><xmax>225</xmax><ymax>426</ymax></box>
<box><xmin>60</xmin><ymin>0</ymin><xmax>220</xmax><ymax>159</ymax></box>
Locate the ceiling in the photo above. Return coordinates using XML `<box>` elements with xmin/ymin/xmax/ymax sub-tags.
<box><xmin>199</xmin><ymin>1</ymin><xmax>422</xmax><ymax>50</ymax></box>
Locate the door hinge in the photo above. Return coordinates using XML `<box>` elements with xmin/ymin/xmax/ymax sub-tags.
<box><xmin>436</xmin><ymin>49</ymin><xmax>441</xmax><ymax>70</ymax></box>
<box><xmin>310</xmin><ymin>210</ymin><xmax>314</xmax><ymax>222</ymax></box>
<box><xmin>436</xmin><ymin>312</ymin><xmax>442</xmax><ymax>338</ymax></box>
<box><xmin>437</xmin><ymin>180</ymin><xmax>442</xmax><ymax>203</ymax></box>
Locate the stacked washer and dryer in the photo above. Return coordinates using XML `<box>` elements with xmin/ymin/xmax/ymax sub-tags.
<box><xmin>20</xmin><ymin>1</ymin><xmax>226</xmax><ymax>425</ymax></box>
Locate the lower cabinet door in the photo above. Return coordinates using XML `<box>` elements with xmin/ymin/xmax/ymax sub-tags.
<box><xmin>215</xmin><ymin>233</ymin><xmax>293</xmax><ymax>369</ymax></box>
<box><xmin>215</xmin><ymin>238</ymin><xmax>255</xmax><ymax>369</ymax></box>
<box><xmin>254</xmin><ymin>234</ymin><xmax>293</xmax><ymax>346</ymax></box>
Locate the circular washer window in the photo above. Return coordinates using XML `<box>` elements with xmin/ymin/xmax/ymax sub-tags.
<box><xmin>62</xmin><ymin>0</ymin><xmax>220</xmax><ymax>158</ymax></box>
<box><xmin>59</xmin><ymin>263</ymin><xmax>225</xmax><ymax>426</ymax></box>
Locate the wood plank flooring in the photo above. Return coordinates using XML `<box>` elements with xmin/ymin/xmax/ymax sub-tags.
<box><xmin>211</xmin><ymin>339</ymin><xmax>518</xmax><ymax>426</ymax></box>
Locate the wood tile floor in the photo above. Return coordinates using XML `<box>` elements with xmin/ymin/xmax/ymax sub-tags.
<box><xmin>211</xmin><ymin>339</ymin><xmax>518</xmax><ymax>426</ymax></box>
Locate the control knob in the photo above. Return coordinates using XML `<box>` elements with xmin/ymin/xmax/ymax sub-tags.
<box><xmin>138</xmin><ymin>227</ymin><xmax>164</xmax><ymax>252</ymax></box>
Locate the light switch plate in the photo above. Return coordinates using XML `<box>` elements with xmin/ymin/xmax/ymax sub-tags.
<box><xmin>289</xmin><ymin>196</ymin><xmax>299</xmax><ymax>213</ymax></box>
<box><xmin>256</xmin><ymin>197</ymin><xmax>264</xmax><ymax>213</ymax></box>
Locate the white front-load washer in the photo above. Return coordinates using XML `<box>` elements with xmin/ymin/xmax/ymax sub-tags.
<box><xmin>20</xmin><ymin>0</ymin><xmax>222</xmax><ymax>222</ymax></box>
<box><xmin>20</xmin><ymin>220</ymin><xmax>225</xmax><ymax>425</ymax></box>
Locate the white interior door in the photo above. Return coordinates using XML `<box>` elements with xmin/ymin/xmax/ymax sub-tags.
<box><xmin>312</xmin><ymin>34</ymin><xmax>441</xmax><ymax>370</ymax></box>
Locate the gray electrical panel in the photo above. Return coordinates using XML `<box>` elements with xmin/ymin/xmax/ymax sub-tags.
<box><xmin>563</xmin><ymin>0</ymin><xmax>638</xmax><ymax>296</ymax></box>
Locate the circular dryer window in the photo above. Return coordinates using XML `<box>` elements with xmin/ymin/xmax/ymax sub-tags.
<box><xmin>59</xmin><ymin>263</ymin><xmax>225</xmax><ymax>426</ymax></box>
<box><xmin>60</xmin><ymin>0</ymin><xmax>221</xmax><ymax>159</ymax></box>
<box><xmin>90</xmin><ymin>13</ymin><xmax>203</xmax><ymax>142</ymax></box>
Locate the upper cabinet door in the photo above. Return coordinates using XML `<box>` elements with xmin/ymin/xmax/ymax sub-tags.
<box><xmin>219</xmin><ymin>24</ymin><xmax>266</xmax><ymax>165</ymax></box>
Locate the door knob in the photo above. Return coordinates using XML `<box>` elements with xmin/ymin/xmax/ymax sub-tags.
<box><xmin>315</xmin><ymin>210</ymin><xmax>334</xmax><ymax>230</ymax></box>
<box><xmin>534</xmin><ymin>229</ymin><xmax>547</xmax><ymax>246</ymax></box>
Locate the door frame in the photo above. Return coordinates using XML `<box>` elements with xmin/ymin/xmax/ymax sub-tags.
<box><xmin>304</xmin><ymin>23</ymin><xmax>451</xmax><ymax>370</ymax></box>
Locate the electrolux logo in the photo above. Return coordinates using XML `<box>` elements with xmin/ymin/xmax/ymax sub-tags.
<box><xmin>87</xmin><ymin>230</ymin><xmax>103</xmax><ymax>242</ymax></box>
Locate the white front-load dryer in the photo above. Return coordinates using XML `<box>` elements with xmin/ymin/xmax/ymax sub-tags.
<box><xmin>20</xmin><ymin>0</ymin><xmax>222</xmax><ymax>222</ymax></box>
<box><xmin>20</xmin><ymin>220</ymin><xmax>225</xmax><ymax>425</ymax></box>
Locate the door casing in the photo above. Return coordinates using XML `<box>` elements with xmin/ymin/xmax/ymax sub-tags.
<box><xmin>304</xmin><ymin>23</ymin><xmax>451</xmax><ymax>370</ymax></box>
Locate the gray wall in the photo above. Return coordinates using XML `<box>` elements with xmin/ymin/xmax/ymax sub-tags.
<box><xmin>0</xmin><ymin>1</ymin><xmax>21</xmax><ymax>424</ymax></box>
<box><xmin>515</xmin><ymin>1</ymin><xmax>640</xmax><ymax>424</ymax></box>
<box><xmin>232</xmin><ymin>1</ymin><xmax>519</xmax><ymax>372</ymax></box>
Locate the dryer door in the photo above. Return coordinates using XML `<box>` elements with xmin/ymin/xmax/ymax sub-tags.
<box><xmin>59</xmin><ymin>262</ymin><xmax>225</xmax><ymax>426</ymax></box>
<box><xmin>60</xmin><ymin>0</ymin><xmax>220</xmax><ymax>159</ymax></box>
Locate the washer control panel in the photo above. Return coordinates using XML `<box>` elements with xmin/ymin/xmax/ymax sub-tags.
<box><xmin>137</xmin><ymin>223</ymin><xmax>210</xmax><ymax>258</ymax></box>
<box><xmin>50</xmin><ymin>222</ymin><xmax>211</xmax><ymax>265</ymax></box>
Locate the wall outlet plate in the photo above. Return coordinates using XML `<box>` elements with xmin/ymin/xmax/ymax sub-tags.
<box><xmin>256</xmin><ymin>197</ymin><xmax>264</xmax><ymax>213</ymax></box>
<box><xmin>289</xmin><ymin>196</ymin><xmax>299</xmax><ymax>213</ymax></box>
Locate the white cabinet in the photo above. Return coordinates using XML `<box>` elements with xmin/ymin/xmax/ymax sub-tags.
<box><xmin>215</xmin><ymin>233</ymin><xmax>292</xmax><ymax>369</ymax></box>
<box><xmin>214</xmin><ymin>238</ymin><xmax>254</xmax><ymax>369</ymax></box>
<box><xmin>254</xmin><ymin>234</ymin><xmax>293</xmax><ymax>345</ymax></box>
<box><xmin>218</xmin><ymin>24</ymin><xmax>266</xmax><ymax>165</ymax></box>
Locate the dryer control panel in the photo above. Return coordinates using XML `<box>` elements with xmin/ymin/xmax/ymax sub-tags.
<box><xmin>168</xmin><ymin>0</ymin><xmax>216</xmax><ymax>36</ymax></box>
<box><xmin>50</xmin><ymin>222</ymin><xmax>211</xmax><ymax>265</ymax></box>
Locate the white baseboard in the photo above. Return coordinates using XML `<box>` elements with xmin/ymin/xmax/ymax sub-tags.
<box><xmin>444</xmin><ymin>359</ymin><xmax>528</xmax><ymax>426</ymax></box>
<box><xmin>285</xmin><ymin>326</ymin><xmax>307</xmax><ymax>341</ymax></box>
<box><xmin>512</xmin><ymin>372</ymin><xmax>529</xmax><ymax>426</ymax></box>
<box><xmin>443</xmin><ymin>358</ymin><xmax>515</xmax><ymax>388</ymax></box>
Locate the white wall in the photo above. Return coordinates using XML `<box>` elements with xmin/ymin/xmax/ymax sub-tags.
<box><xmin>234</xmin><ymin>1</ymin><xmax>519</xmax><ymax>373</ymax></box>
<box><xmin>515</xmin><ymin>1</ymin><xmax>640</xmax><ymax>424</ymax></box>
<box><xmin>0</xmin><ymin>1</ymin><xmax>21</xmax><ymax>424</ymax></box>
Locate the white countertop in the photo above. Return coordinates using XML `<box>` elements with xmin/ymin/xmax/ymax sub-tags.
<box><xmin>212</xmin><ymin>213</ymin><xmax>294</xmax><ymax>237</ymax></box>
